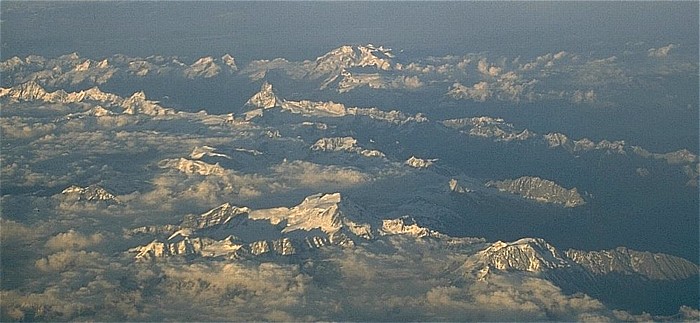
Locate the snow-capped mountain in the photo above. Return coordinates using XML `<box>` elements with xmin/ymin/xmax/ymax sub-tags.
<box><xmin>245</xmin><ymin>81</ymin><xmax>279</xmax><ymax>109</ymax></box>
<box><xmin>465</xmin><ymin>238</ymin><xmax>572</xmax><ymax>274</ymax></box>
<box><xmin>405</xmin><ymin>156</ymin><xmax>437</xmax><ymax>169</ymax></box>
<box><xmin>443</xmin><ymin>116</ymin><xmax>535</xmax><ymax>142</ymax></box>
<box><xmin>566</xmin><ymin>247</ymin><xmax>699</xmax><ymax>280</ymax></box>
<box><xmin>0</xmin><ymin>52</ymin><xmax>239</xmax><ymax>87</ymax></box>
<box><xmin>129</xmin><ymin>192</ymin><xmax>380</xmax><ymax>260</ymax></box>
<box><xmin>311</xmin><ymin>44</ymin><xmax>396</xmax><ymax>78</ymax></box>
<box><xmin>461</xmin><ymin>238</ymin><xmax>698</xmax><ymax>286</ymax></box>
<box><xmin>61</xmin><ymin>185</ymin><xmax>120</xmax><ymax>204</ymax></box>
<box><xmin>159</xmin><ymin>158</ymin><xmax>226</xmax><ymax>176</ymax></box>
<box><xmin>2</xmin><ymin>37</ymin><xmax>698</xmax><ymax>321</ymax></box>
<box><xmin>0</xmin><ymin>81</ymin><xmax>175</xmax><ymax>116</ymax></box>
<box><xmin>311</xmin><ymin>137</ymin><xmax>385</xmax><ymax>158</ymax></box>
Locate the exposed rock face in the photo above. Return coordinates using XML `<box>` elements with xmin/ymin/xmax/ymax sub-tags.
<box><xmin>221</xmin><ymin>54</ymin><xmax>238</xmax><ymax>71</ymax></box>
<box><xmin>1</xmin><ymin>52</ymin><xmax>238</xmax><ymax>88</ymax></box>
<box><xmin>462</xmin><ymin>238</ymin><xmax>698</xmax><ymax>284</ymax></box>
<box><xmin>183</xmin><ymin>56</ymin><xmax>221</xmax><ymax>79</ymax></box>
<box><xmin>280</xmin><ymin>99</ymin><xmax>347</xmax><ymax>117</ymax></box>
<box><xmin>133</xmin><ymin>237</ymin><xmax>206</xmax><ymax>259</ymax></box>
<box><xmin>129</xmin><ymin>192</ymin><xmax>376</xmax><ymax>261</ymax></box>
<box><xmin>121</xmin><ymin>91</ymin><xmax>175</xmax><ymax>116</ymax></box>
<box><xmin>486</xmin><ymin>176</ymin><xmax>585</xmax><ymax>207</ymax></box>
<box><xmin>405</xmin><ymin>156</ymin><xmax>437</xmax><ymax>169</ymax></box>
<box><xmin>346</xmin><ymin>107</ymin><xmax>428</xmax><ymax>124</ymax></box>
<box><xmin>311</xmin><ymin>137</ymin><xmax>358</xmax><ymax>152</ymax></box>
<box><xmin>61</xmin><ymin>185</ymin><xmax>120</xmax><ymax>204</ymax></box>
<box><xmin>181</xmin><ymin>203</ymin><xmax>251</xmax><ymax>229</ymax></box>
<box><xmin>449</xmin><ymin>179</ymin><xmax>471</xmax><ymax>194</ymax></box>
<box><xmin>566</xmin><ymin>247</ymin><xmax>699</xmax><ymax>280</ymax></box>
<box><xmin>0</xmin><ymin>81</ymin><xmax>175</xmax><ymax>116</ymax></box>
<box><xmin>245</xmin><ymin>81</ymin><xmax>279</xmax><ymax>109</ymax></box>
<box><xmin>442</xmin><ymin>116</ymin><xmax>534</xmax><ymax>142</ymax></box>
<box><xmin>189</xmin><ymin>146</ymin><xmax>231</xmax><ymax>160</ymax></box>
<box><xmin>380</xmin><ymin>217</ymin><xmax>441</xmax><ymax>238</ymax></box>
<box><xmin>280</xmin><ymin>193</ymin><xmax>374</xmax><ymax>240</ymax></box>
<box><xmin>311</xmin><ymin>44</ymin><xmax>395</xmax><ymax>78</ymax></box>
<box><xmin>544</xmin><ymin>132</ymin><xmax>626</xmax><ymax>155</ymax></box>
<box><xmin>468</xmin><ymin>238</ymin><xmax>572</xmax><ymax>273</ymax></box>
<box><xmin>311</xmin><ymin>136</ymin><xmax>385</xmax><ymax>158</ymax></box>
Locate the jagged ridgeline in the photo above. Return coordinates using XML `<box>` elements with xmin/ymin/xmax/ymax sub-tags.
<box><xmin>1</xmin><ymin>30</ymin><xmax>698</xmax><ymax>321</ymax></box>
<box><xmin>486</xmin><ymin>176</ymin><xmax>585</xmax><ymax>207</ymax></box>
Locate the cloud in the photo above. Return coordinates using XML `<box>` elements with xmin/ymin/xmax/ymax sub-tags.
<box><xmin>648</xmin><ymin>44</ymin><xmax>677</xmax><ymax>58</ymax></box>
<box><xmin>137</xmin><ymin>261</ymin><xmax>313</xmax><ymax>321</ymax></box>
<box><xmin>34</xmin><ymin>250</ymin><xmax>104</xmax><ymax>272</ymax></box>
<box><xmin>272</xmin><ymin>160</ymin><xmax>369</xmax><ymax>188</ymax></box>
<box><xmin>391</xmin><ymin>75</ymin><xmax>424</xmax><ymax>89</ymax></box>
<box><xmin>477</xmin><ymin>58</ymin><xmax>502</xmax><ymax>77</ymax></box>
<box><xmin>0</xmin><ymin>218</ymin><xmax>45</xmax><ymax>245</ymax></box>
<box><xmin>421</xmin><ymin>274</ymin><xmax>609</xmax><ymax>321</ymax></box>
<box><xmin>448</xmin><ymin>82</ymin><xmax>492</xmax><ymax>102</ymax></box>
<box><xmin>0</xmin><ymin>117</ymin><xmax>57</xmax><ymax>139</ymax></box>
<box><xmin>45</xmin><ymin>230</ymin><xmax>104</xmax><ymax>251</ymax></box>
<box><xmin>572</xmin><ymin>56</ymin><xmax>630</xmax><ymax>87</ymax></box>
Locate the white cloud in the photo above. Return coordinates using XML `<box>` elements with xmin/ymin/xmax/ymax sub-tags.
<box><xmin>0</xmin><ymin>117</ymin><xmax>57</xmax><ymax>139</ymax></box>
<box><xmin>35</xmin><ymin>250</ymin><xmax>104</xmax><ymax>272</ymax></box>
<box><xmin>477</xmin><ymin>58</ymin><xmax>502</xmax><ymax>77</ymax></box>
<box><xmin>447</xmin><ymin>82</ymin><xmax>492</xmax><ymax>102</ymax></box>
<box><xmin>272</xmin><ymin>160</ymin><xmax>369</xmax><ymax>188</ymax></box>
<box><xmin>45</xmin><ymin>230</ymin><xmax>104</xmax><ymax>251</ymax></box>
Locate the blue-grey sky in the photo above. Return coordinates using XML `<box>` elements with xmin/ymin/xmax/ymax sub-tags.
<box><xmin>2</xmin><ymin>1</ymin><xmax>697</xmax><ymax>61</ymax></box>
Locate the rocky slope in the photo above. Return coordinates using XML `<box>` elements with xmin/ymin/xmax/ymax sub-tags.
<box><xmin>486</xmin><ymin>176</ymin><xmax>585</xmax><ymax>207</ymax></box>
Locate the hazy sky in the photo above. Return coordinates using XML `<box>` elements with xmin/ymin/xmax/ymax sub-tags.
<box><xmin>2</xmin><ymin>1</ymin><xmax>697</xmax><ymax>62</ymax></box>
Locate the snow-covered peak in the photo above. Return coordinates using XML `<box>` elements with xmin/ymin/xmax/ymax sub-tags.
<box><xmin>184</xmin><ymin>56</ymin><xmax>221</xmax><ymax>79</ymax></box>
<box><xmin>443</xmin><ymin>116</ymin><xmax>506</xmax><ymax>128</ymax></box>
<box><xmin>168</xmin><ymin>228</ymin><xmax>195</xmax><ymax>241</ymax></box>
<box><xmin>544</xmin><ymin>132</ymin><xmax>571</xmax><ymax>149</ymax></box>
<box><xmin>221</xmin><ymin>54</ymin><xmax>238</xmax><ymax>71</ymax></box>
<box><xmin>160</xmin><ymin>158</ymin><xmax>226</xmax><ymax>176</ymax></box>
<box><xmin>181</xmin><ymin>203</ymin><xmax>251</xmax><ymax>229</ymax></box>
<box><xmin>0</xmin><ymin>81</ymin><xmax>50</xmax><ymax>101</ymax></box>
<box><xmin>312</xmin><ymin>44</ymin><xmax>395</xmax><ymax>76</ymax></box>
<box><xmin>245</xmin><ymin>81</ymin><xmax>279</xmax><ymax>109</ymax></box>
<box><xmin>64</xmin><ymin>86</ymin><xmax>122</xmax><ymax>105</ymax></box>
<box><xmin>190</xmin><ymin>146</ymin><xmax>231</xmax><ymax>160</ymax></box>
<box><xmin>380</xmin><ymin>216</ymin><xmax>441</xmax><ymax>238</ymax></box>
<box><xmin>405</xmin><ymin>156</ymin><xmax>437</xmax><ymax>169</ymax></box>
<box><xmin>443</xmin><ymin>116</ymin><xmax>535</xmax><ymax>142</ymax></box>
<box><xmin>0</xmin><ymin>56</ymin><xmax>25</xmax><ymax>71</ymax></box>
<box><xmin>311</xmin><ymin>137</ymin><xmax>358</xmax><ymax>152</ymax></box>
<box><xmin>283</xmin><ymin>193</ymin><xmax>346</xmax><ymax>234</ymax></box>
<box><xmin>280</xmin><ymin>99</ymin><xmax>347</xmax><ymax>117</ymax></box>
<box><xmin>469</xmin><ymin>238</ymin><xmax>571</xmax><ymax>273</ymax></box>
<box><xmin>311</xmin><ymin>136</ymin><xmax>386</xmax><ymax>158</ymax></box>
<box><xmin>566</xmin><ymin>247</ymin><xmax>699</xmax><ymax>280</ymax></box>
<box><xmin>121</xmin><ymin>91</ymin><xmax>175</xmax><ymax>116</ymax></box>
<box><xmin>61</xmin><ymin>184</ymin><xmax>120</xmax><ymax>204</ymax></box>
<box><xmin>282</xmin><ymin>193</ymin><xmax>373</xmax><ymax>239</ymax></box>
<box><xmin>346</xmin><ymin>107</ymin><xmax>429</xmax><ymax>124</ymax></box>
<box><xmin>87</xmin><ymin>105</ymin><xmax>114</xmax><ymax>117</ymax></box>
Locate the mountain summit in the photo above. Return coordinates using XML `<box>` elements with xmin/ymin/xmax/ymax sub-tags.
<box><xmin>245</xmin><ymin>81</ymin><xmax>279</xmax><ymax>109</ymax></box>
